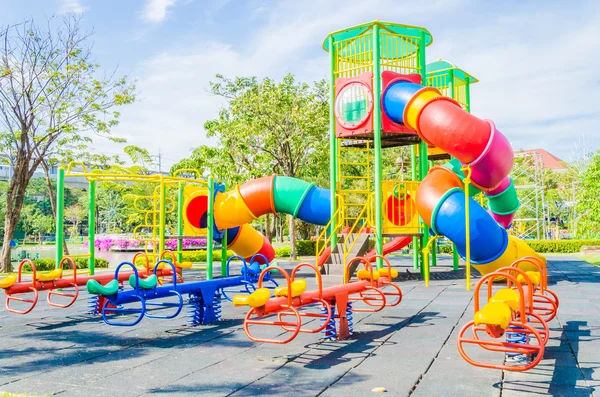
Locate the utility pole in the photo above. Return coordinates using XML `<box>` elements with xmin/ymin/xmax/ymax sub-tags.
<box><xmin>158</xmin><ymin>149</ymin><xmax>162</xmax><ymax>173</ymax></box>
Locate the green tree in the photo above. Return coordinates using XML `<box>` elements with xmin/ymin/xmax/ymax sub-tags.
<box><xmin>175</xmin><ymin>74</ymin><xmax>329</xmax><ymax>257</ymax></box>
<box><xmin>575</xmin><ymin>150</ymin><xmax>600</xmax><ymax>238</ymax></box>
<box><xmin>0</xmin><ymin>17</ymin><xmax>135</xmax><ymax>271</ymax></box>
<box><xmin>18</xmin><ymin>205</ymin><xmax>54</xmax><ymax>243</ymax></box>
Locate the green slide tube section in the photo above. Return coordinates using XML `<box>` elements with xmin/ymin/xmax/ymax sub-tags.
<box><xmin>442</xmin><ymin>158</ymin><xmax>482</xmax><ymax>197</ymax></box>
<box><xmin>273</xmin><ymin>176</ymin><xmax>314</xmax><ymax>216</ymax></box>
<box><xmin>486</xmin><ymin>180</ymin><xmax>520</xmax><ymax>215</ymax></box>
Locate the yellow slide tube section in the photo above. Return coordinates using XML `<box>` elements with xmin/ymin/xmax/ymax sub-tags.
<box><xmin>471</xmin><ymin>236</ymin><xmax>546</xmax><ymax>275</ymax></box>
<box><xmin>214</xmin><ymin>186</ymin><xmax>256</xmax><ymax>230</ymax></box>
<box><xmin>228</xmin><ymin>224</ymin><xmax>265</xmax><ymax>258</ymax></box>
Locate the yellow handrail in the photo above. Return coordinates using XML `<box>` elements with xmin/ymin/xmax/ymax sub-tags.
<box><xmin>173</xmin><ymin>168</ymin><xmax>202</xmax><ymax>179</ymax></box>
<box><xmin>342</xmin><ymin>193</ymin><xmax>373</xmax><ymax>269</ymax></box>
<box><xmin>65</xmin><ymin>161</ymin><xmax>88</xmax><ymax>174</ymax></box>
<box><xmin>421</xmin><ymin>235</ymin><xmax>443</xmax><ymax>287</ymax></box>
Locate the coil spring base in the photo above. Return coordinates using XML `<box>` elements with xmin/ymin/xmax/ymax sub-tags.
<box><xmin>346</xmin><ymin>302</ymin><xmax>353</xmax><ymax>335</ymax></box>
<box><xmin>186</xmin><ymin>292</ymin><xmax>204</xmax><ymax>327</ymax></box>
<box><xmin>321</xmin><ymin>305</ymin><xmax>337</xmax><ymax>340</ymax></box>
<box><xmin>87</xmin><ymin>295</ymin><xmax>101</xmax><ymax>315</ymax></box>
<box><xmin>213</xmin><ymin>292</ymin><xmax>222</xmax><ymax>321</ymax></box>
<box><xmin>505</xmin><ymin>322</ymin><xmax>529</xmax><ymax>364</ymax></box>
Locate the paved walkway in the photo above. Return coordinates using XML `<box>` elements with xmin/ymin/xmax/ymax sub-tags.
<box><xmin>0</xmin><ymin>256</ymin><xmax>598</xmax><ymax>396</ymax></box>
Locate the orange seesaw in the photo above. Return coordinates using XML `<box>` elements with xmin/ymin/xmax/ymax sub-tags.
<box><xmin>457</xmin><ymin>256</ymin><xmax>559</xmax><ymax>371</ymax></box>
<box><xmin>0</xmin><ymin>254</ymin><xmax>175</xmax><ymax>315</ymax></box>
<box><xmin>233</xmin><ymin>255</ymin><xmax>402</xmax><ymax>344</ymax></box>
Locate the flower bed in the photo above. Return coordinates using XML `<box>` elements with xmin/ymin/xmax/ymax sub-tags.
<box><xmin>83</xmin><ymin>237</ymin><xmax>208</xmax><ymax>251</ymax></box>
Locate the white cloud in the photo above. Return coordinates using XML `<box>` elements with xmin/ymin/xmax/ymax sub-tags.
<box><xmin>427</xmin><ymin>1</ymin><xmax>600</xmax><ymax>160</ymax></box>
<box><xmin>112</xmin><ymin>0</ymin><xmax>599</xmax><ymax>166</ymax></box>
<box><xmin>114</xmin><ymin>42</ymin><xmax>246</xmax><ymax>166</ymax></box>
<box><xmin>141</xmin><ymin>0</ymin><xmax>177</xmax><ymax>23</ymax></box>
<box><xmin>57</xmin><ymin>0</ymin><xmax>86</xmax><ymax>15</ymax></box>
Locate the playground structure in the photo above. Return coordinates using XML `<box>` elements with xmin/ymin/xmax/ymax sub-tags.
<box><xmin>234</xmin><ymin>255</ymin><xmax>402</xmax><ymax>344</ymax></box>
<box><xmin>0</xmin><ymin>19</ymin><xmax>563</xmax><ymax>375</ymax></box>
<box><xmin>316</xmin><ymin>23</ymin><xmax>486</xmax><ymax>276</ymax></box>
<box><xmin>54</xmin><ymin>162</ymin><xmax>229</xmax><ymax>278</ymax></box>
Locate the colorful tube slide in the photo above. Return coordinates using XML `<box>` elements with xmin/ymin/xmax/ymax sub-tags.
<box><xmin>211</xmin><ymin>175</ymin><xmax>331</xmax><ymax>263</ymax></box>
<box><xmin>365</xmin><ymin>236</ymin><xmax>412</xmax><ymax>261</ymax></box>
<box><xmin>382</xmin><ymin>80</ymin><xmax>544</xmax><ymax>275</ymax></box>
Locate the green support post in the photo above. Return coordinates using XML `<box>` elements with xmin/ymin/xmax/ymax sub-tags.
<box><xmin>453</xmin><ymin>243</ymin><xmax>459</xmax><ymax>270</ymax></box>
<box><xmin>411</xmin><ymin>145</ymin><xmax>419</xmax><ymax>270</ymax></box>
<box><xmin>221</xmin><ymin>229</ymin><xmax>228</xmax><ymax>277</ymax></box>
<box><xmin>221</xmin><ymin>183</ymin><xmax>228</xmax><ymax>277</ymax></box>
<box><xmin>448</xmin><ymin>68</ymin><xmax>454</xmax><ymax>102</ymax></box>
<box><xmin>328</xmin><ymin>35</ymin><xmax>338</xmax><ymax>249</ymax></box>
<box><xmin>207</xmin><ymin>176</ymin><xmax>215</xmax><ymax>280</ymax></box>
<box><xmin>418</xmin><ymin>30</ymin><xmax>429</xmax><ymax>276</ymax></box>
<box><xmin>55</xmin><ymin>168</ymin><xmax>65</xmax><ymax>268</ymax></box>
<box><xmin>88</xmin><ymin>180</ymin><xmax>96</xmax><ymax>275</ymax></box>
<box><xmin>177</xmin><ymin>182</ymin><xmax>184</xmax><ymax>264</ymax></box>
<box><xmin>465</xmin><ymin>81</ymin><xmax>471</xmax><ymax>113</ymax></box>
<box><xmin>372</xmin><ymin>24</ymin><xmax>383</xmax><ymax>270</ymax></box>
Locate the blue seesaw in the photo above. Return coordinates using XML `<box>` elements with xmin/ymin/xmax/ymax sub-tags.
<box><xmin>86</xmin><ymin>254</ymin><xmax>279</xmax><ymax>327</ymax></box>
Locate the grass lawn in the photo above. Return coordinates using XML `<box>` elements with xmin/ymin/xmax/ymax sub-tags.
<box><xmin>0</xmin><ymin>393</ymin><xmax>48</xmax><ymax>397</ymax></box>
<box><xmin>578</xmin><ymin>253</ymin><xmax>600</xmax><ymax>266</ymax></box>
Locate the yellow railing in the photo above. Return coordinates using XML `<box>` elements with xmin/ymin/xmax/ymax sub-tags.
<box><xmin>332</xmin><ymin>29</ymin><xmax>421</xmax><ymax>79</ymax></box>
<box><xmin>341</xmin><ymin>193</ymin><xmax>373</xmax><ymax>267</ymax></box>
<box><xmin>381</xmin><ymin>180</ymin><xmax>420</xmax><ymax>235</ymax></box>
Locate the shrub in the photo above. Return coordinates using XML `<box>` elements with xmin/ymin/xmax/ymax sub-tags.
<box><xmin>275</xmin><ymin>247</ymin><xmax>292</xmax><ymax>258</ymax></box>
<box><xmin>437</xmin><ymin>243</ymin><xmax>453</xmax><ymax>254</ymax></box>
<box><xmin>296</xmin><ymin>240</ymin><xmax>316</xmax><ymax>256</ymax></box>
<box><xmin>525</xmin><ymin>239</ymin><xmax>600</xmax><ymax>253</ymax></box>
<box><xmin>21</xmin><ymin>257</ymin><xmax>110</xmax><ymax>272</ymax></box>
<box><xmin>132</xmin><ymin>250</ymin><xmax>235</xmax><ymax>266</ymax></box>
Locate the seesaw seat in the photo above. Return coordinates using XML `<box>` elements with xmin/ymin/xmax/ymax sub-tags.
<box><xmin>0</xmin><ymin>274</ymin><xmax>17</xmax><ymax>289</ymax></box>
<box><xmin>36</xmin><ymin>269</ymin><xmax>62</xmax><ymax>282</ymax></box>
<box><xmin>474</xmin><ymin>288</ymin><xmax>520</xmax><ymax>329</ymax></box>
<box><xmin>86</xmin><ymin>279</ymin><xmax>120</xmax><ymax>296</ymax></box>
<box><xmin>129</xmin><ymin>274</ymin><xmax>158</xmax><ymax>289</ymax></box>
<box><xmin>517</xmin><ymin>271</ymin><xmax>540</xmax><ymax>286</ymax></box>
<box><xmin>273</xmin><ymin>279</ymin><xmax>306</xmax><ymax>297</ymax></box>
<box><xmin>233</xmin><ymin>288</ymin><xmax>271</xmax><ymax>308</ymax></box>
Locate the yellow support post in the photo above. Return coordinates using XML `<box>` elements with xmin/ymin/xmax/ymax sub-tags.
<box><xmin>461</xmin><ymin>166</ymin><xmax>472</xmax><ymax>291</ymax></box>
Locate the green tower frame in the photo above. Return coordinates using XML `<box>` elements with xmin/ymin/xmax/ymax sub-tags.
<box><xmin>323</xmin><ymin>21</ymin><xmax>433</xmax><ymax>270</ymax></box>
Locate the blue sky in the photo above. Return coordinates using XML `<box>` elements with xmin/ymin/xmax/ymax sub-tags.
<box><xmin>3</xmin><ymin>0</ymin><xmax>599</xmax><ymax>169</ymax></box>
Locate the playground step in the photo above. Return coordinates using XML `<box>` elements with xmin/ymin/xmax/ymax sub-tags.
<box><xmin>321</xmin><ymin>233</ymin><xmax>370</xmax><ymax>277</ymax></box>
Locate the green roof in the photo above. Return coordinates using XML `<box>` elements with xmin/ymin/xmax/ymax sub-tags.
<box><xmin>323</xmin><ymin>20</ymin><xmax>433</xmax><ymax>59</ymax></box>
<box><xmin>426</xmin><ymin>59</ymin><xmax>478</xmax><ymax>84</ymax></box>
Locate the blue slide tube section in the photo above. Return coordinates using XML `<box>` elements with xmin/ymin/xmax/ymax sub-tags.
<box><xmin>434</xmin><ymin>188</ymin><xmax>508</xmax><ymax>264</ymax></box>
<box><xmin>382</xmin><ymin>81</ymin><xmax>423</xmax><ymax>125</ymax></box>
<box><xmin>296</xmin><ymin>186</ymin><xmax>331</xmax><ymax>226</ymax></box>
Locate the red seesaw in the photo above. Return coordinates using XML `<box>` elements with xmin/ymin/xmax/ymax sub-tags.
<box><xmin>234</xmin><ymin>255</ymin><xmax>402</xmax><ymax>344</ymax></box>
<box><xmin>0</xmin><ymin>253</ymin><xmax>174</xmax><ymax>315</ymax></box>
<box><xmin>457</xmin><ymin>257</ymin><xmax>559</xmax><ymax>371</ymax></box>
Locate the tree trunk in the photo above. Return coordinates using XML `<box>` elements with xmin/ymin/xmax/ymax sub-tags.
<box><xmin>277</xmin><ymin>215</ymin><xmax>284</xmax><ymax>243</ymax></box>
<box><xmin>40</xmin><ymin>161</ymin><xmax>69</xmax><ymax>255</ymax></box>
<box><xmin>264</xmin><ymin>213</ymin><xmax>272</xmax><ymax>243</ymax></box>
<box><xmin>1</xmin><ymin>158</ymin><xmax>31</xmax><ymax>273</ymax></box>
<box><xmin>289</xmin><ymin>215</ymin><xmax>296</xmax><ymax>260</ymax></box>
